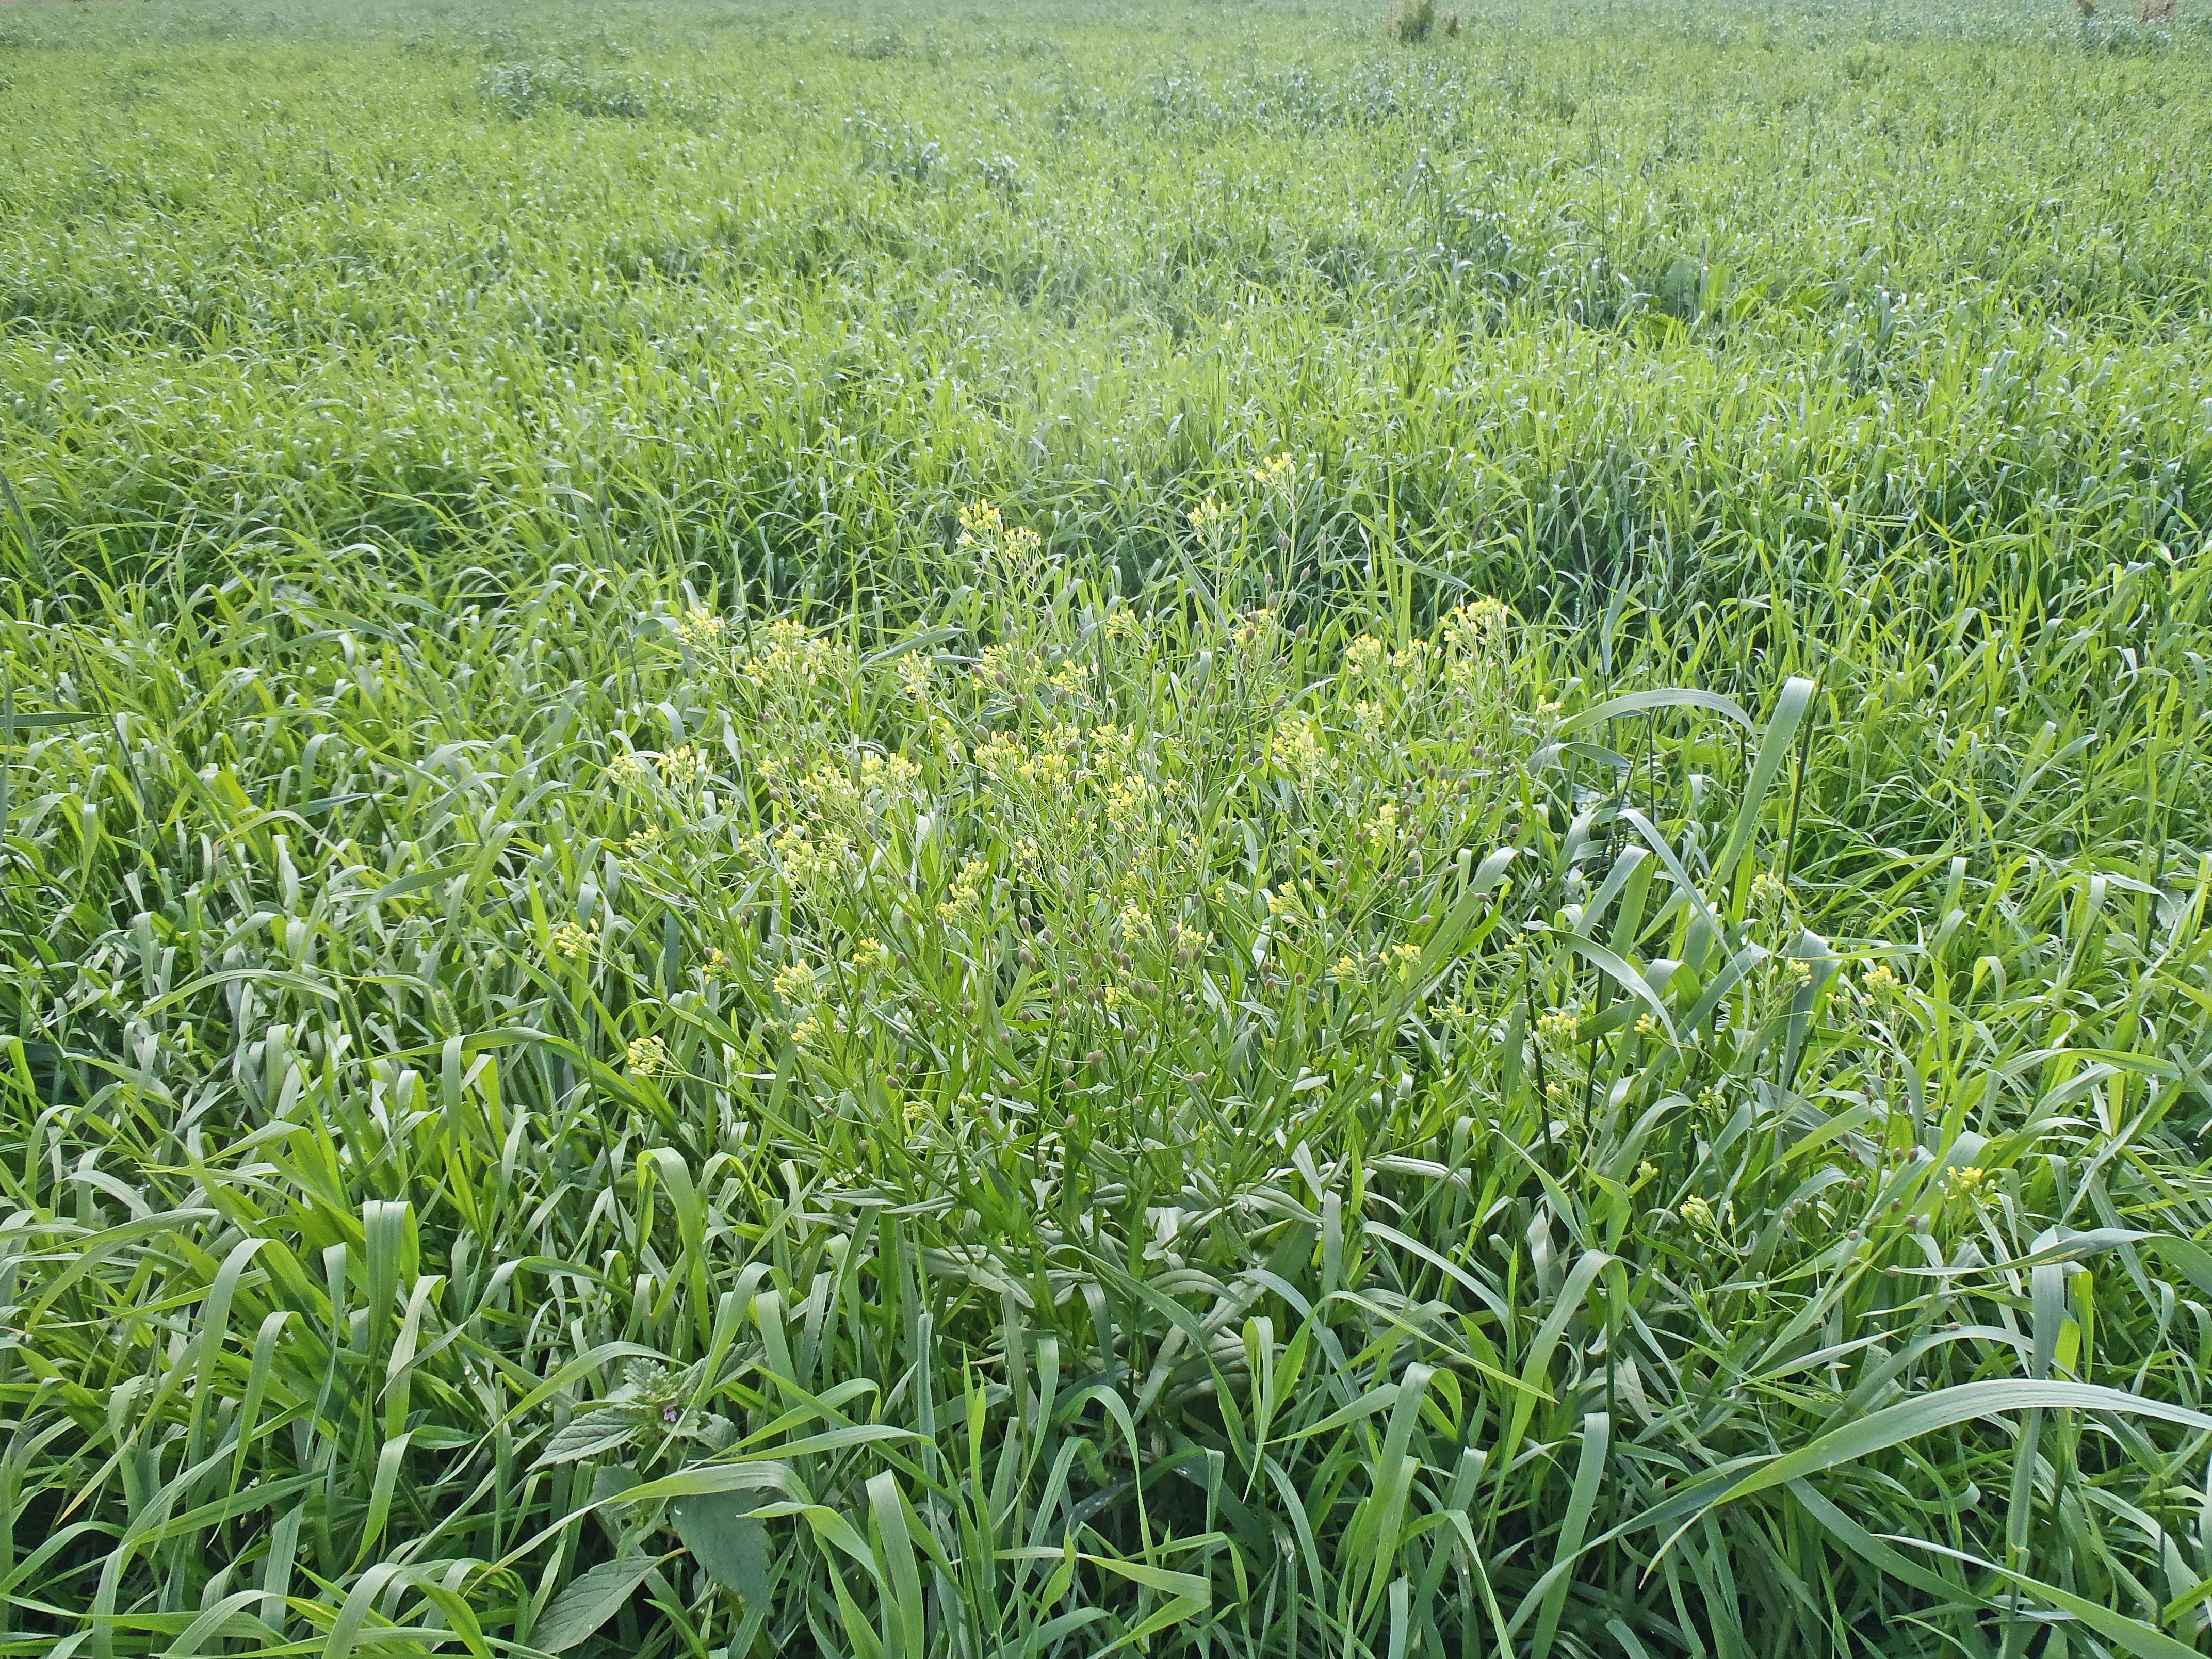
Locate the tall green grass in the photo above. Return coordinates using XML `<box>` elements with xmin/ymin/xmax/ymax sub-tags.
<box><xmin>5</xmin><ymin>0</ymin><xmax>2212</xmax><ymax>1655</ymax></box>
<box><xmin>2</xmin><ymin>0</ymin><xmax>2208</xmax><ymax>609</ymax></box>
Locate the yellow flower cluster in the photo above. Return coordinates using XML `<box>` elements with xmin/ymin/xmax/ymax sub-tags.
<box><xmin>1364</xmin><ymin>800</ymin><xmax>1400</xmax><ymax>858</ymax></box>
<box><xmin>1250</xmin><ymin>453</ymin><xmax>1298</xmax><ymax>493</ymax></box>
<box><xmin>1188</xmin><ymin>494</ymin><xmax>1231</xmax><ymax>535</ymax></box>
<box><xmin>792</xmin><ymin>750</ymin><xmax>921</xmax><ymax>824</ymax></box>
<box><xmin>976</xmin><ymin>731</ymin><xmax>1079</xmax><ymax>800</ymax></box>
<box><xmin>1047</xmin><ymin>659</ymin><xmax>1093</xmax><ymax>702</ymax></box>
<box><xmin>973</xmin><ymin>643</ymin><xmax>1020</xmax><ymax>690</ymax></box>
<box><xmin>1443</xmin><ymin>597</ymin><xmax>1509</xmax><ymax>654</ymax></box>
<box><xmin>898</xmin><ymin>650</ymin><xmax>932</xmax><ymax>701</ymax></box>
<box><xmin>1102</xmin><ymin>767</ymin><xmax>1154</xmax><ymax>832</ymax></box>
<box><xmin>1535</xmin><ymin>1005</ymin><xmax>1582</xmax><ymax>1046</ymax></box>
<box><xmin>743</xmin><ymin>618</ymin><xmax>841</xmax><ymax>692</ymax></box>
<box><xmin>625</xmin><ymin>1035</ymin><xmax>668</xmax><ymax>1077</ymax></box>
<box><xmin>957</xmin><ymin>500</ymin><xmax>1044</xmax><ymax>565</ymax></box>
<box><xmin>672</xmin><ymin>606</ymin><xmax>727</xmax><ymax>648</ymax></box>
<box><xmin>1942</xmin><ymin>1165</ymin><xmax>1989</xmax><ymax>1199</ymax></box>
<box><xmin>972</xmin><ymin>726</ymin><xmax>1154</xmax><ymax>851</ymax></box>
<box><xmin>661</xmin><ymin>744</ymin><xmax>710</xmax><ymax>788</ymax></box>
<box><xmin>1229</xmin><ymin>606</ymin><xmax>1281</xmax><ymax>657</ymax></box>
<box><xmin>1270</xmin><ymin>713</ymin><xmax>1327</xmax><ymax>784</ymax></box>
<box><xmin>772</xmin><ymin>823</ymin><xmax>843</xmax><ymax>887</ymax></box>
<box><xmin>937</xmin><ymin>858</ymin><xmax>991</xmax><ymax>928</ymax></box>
<box><xmin>550</xmin><ymin>920</ymin><xmax>593</xmax><ymax>961</ymax></box>
<box><xmin>957</xmin><ymin>500</ymin><xmax>1004</xmax><ymax>545</ymax></box>
<box><xmin>605</xmin><ymin>752</ymin><xmax>655</xmax><ymax>791</ymax></box>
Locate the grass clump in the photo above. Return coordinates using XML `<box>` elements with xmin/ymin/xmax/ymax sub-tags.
<box><xmin>1386</xmin><ymin>0</ymin><xmax>1437</xmax><ymax>44</ymax></box>
<box><xmin>478</xmin><ymin>58</ymin><xmax>712</xmax><ymax>124</ymax></box>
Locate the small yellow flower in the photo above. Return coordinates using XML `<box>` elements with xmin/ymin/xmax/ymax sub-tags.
<box><xmin>672</xmin><ymin>606</ymin><xmax>727</xmax><ymax>648</ymax></box>
<box><xmin>702</xmin><ymin>946</ymin><xmax>729</xmax><ymax>980</ymax></box>
<box><xmin>1364</xmin><ymin>801</ymin><xmax>1400</xmax><ymax>857</ymax></box>
<box><xmin>1680</xmin><ymin>1194</ymin><xmax>1715</xmax><ymax>1231</ymax></box>
<box><xmin>897</xmin><ymin>650</ymin><xmax>932</xmax><ymax>701</ymax></box>
<box><xmin>1864</xmin><ymin>962</ymin><xmax>1900</xmax><ymax>996</ymax></box>
<box><xmin>935</xmin><ymin>858</ymin><xmax>992</xmax><ymax>927</ymax></box>
<box><xmin>1270</xmin><ymin>713</ymin><xmax>1326</xmax><ymax>783</ymax></box>
<box><xmin>550</xmin><ymin>920</ymin><xmax>593</xmax><ymax>962</ymax></box>
<box><xmin>773</xmin><ymin>959</ymin><xmax>816</xmax><ymax>1002</ymax></box>
<box><xmin>1943</xmin><ymin>1165</ymin><xmax>1988</xmax><ymax>1200</ymax></box>
<box><xmin>661</xmin><ymin>745</ymin><xmax>709</xmax><ymax>788</ymax></box>
<box><xmin>1330</xmin><ymin>954</ymin><xmax>1363</xmax><ymax>985</ymax></box>
<box><xmin>1751</xmin><ymin>870</ymin><xmax>1789</xmax><ymax>915</ymax></box>
<box><xmin>605</xmin><ymin>752</ymin><xmax>654</xmax><ymax>791</ymax></box>
<box><xmin>623</xmin><ymin>825</ymin><xmax>663</xmax><ymax>855</ymax></box>
<box><xmin>1635</xmin><ymin>1160</ymin><xmax>1657</xmax><ymax>1183</ymax></box>
<box><xmin>626</xmin><ymin>1035</ymin><xmax>668</xmax><ymax>1077</ymax></box>
<box><xmin>1250</xmin><ymin>453</ymin><xmax>1297</xmax><ymax>493</ymax></box>
<box><xmin>956</xmin><ymin>500</ymin><xmax>1006</xmax><ymax>550</ymax></box>
<box><xmin>1536</xmin><ymin>1006</ymin><xmax>1582</xmax><ymax>1046</ymax></box>
<box><xmin>1188</xmin><ymin>493</ymin><xmax>1231</xmax><ymax>535</ymax></box>
<box><xmin>1443</xmin><ymin>597</ymin><xmax>1509</xmax><ymax>653</ymax></box>
<box><xmin>1634</xmin><ymin>1013</ymin><xmax>1662</xmax><ymax>1039</ymax></box>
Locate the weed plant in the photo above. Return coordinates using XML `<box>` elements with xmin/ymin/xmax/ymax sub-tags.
<box><xmin>4</xmin><ymin>1</ymin><xmax>2212</xmax><ymax>1657</ymax></box>
<box><xmin>1388</xmin><ymin>0</ymin><xmax>1439</xmax><ymax>45</ymax></box>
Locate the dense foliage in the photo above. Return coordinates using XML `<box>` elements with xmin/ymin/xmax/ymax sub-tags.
<box><xmin>4</xmin><ymin>1</ymin><xmax>2212</xmax><ymax>1656</ymax></box>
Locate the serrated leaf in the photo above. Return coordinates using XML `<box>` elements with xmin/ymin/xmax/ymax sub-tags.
<box><xmin>532</xmin><ymin>1554</ymin><xmax>663</xmax><ymax>1653</ymax></box>
<box><xmin>533</xmin><ymin>1408</ymin><xmax>641</xmax><ymax>1469</ymax></box>
<box><xmin>673</xmin><ymin>1490</ymin><xmax>775</xmax><ymax>1607</ymax></box>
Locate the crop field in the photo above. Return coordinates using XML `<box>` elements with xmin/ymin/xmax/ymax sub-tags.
<box><xmin>5</xmin><ymin>0</ymin><xmax>2212</xmax><ymax>1654</ymax></box>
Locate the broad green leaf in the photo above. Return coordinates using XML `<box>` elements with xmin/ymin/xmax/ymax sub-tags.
<box><xmin>532</xmin><ymin>1555</ymin><xmax>666</xmax><ymax>1654</ymax></box>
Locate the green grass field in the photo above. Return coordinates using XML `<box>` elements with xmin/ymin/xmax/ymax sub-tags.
<box><xmin>5</xmin><ymin>0</ymin><xmax>2212</xmax><ymax>1654</ymax></box>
